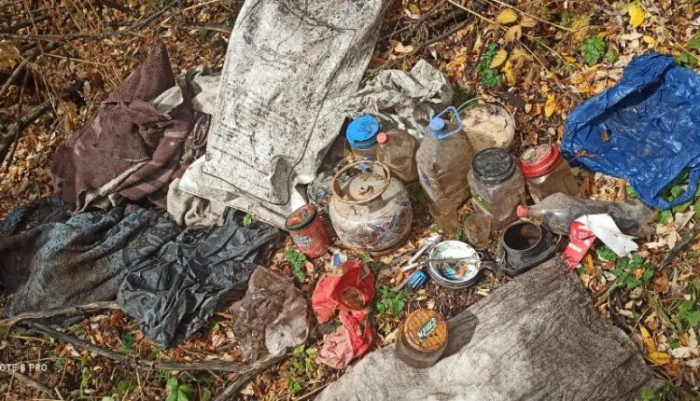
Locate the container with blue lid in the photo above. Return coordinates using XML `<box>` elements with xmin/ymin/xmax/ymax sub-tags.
<box><xmin>346</xmin><ymin>115</ymin><xmax>380</xmax><ymax>160</ymax></box>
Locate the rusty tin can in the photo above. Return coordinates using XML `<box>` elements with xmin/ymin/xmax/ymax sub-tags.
<box><xmin>395</xmin><ymin>309</ymin><xmax>448</xmax><ymax>368</ymax></box>
<box><xmin>285</xmin><ymin>204</ymin><xmax>329</xmax><ymax>258</ymax></box>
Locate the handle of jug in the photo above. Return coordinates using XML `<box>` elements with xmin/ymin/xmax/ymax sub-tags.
<box><xmin>434</xmin><ymin>106</ymin><xmax>463</xmax><ymax>136</ymax></box>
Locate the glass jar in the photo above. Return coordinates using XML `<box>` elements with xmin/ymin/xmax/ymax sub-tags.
<box><xmin>468</xmin><ymin>148</ymin><xmax>527</xmax><ymax>230</ymax></box>
<box><xmin>395</xmin><ymin>309</ymin><xmax>448</xmax><ymax>368</ymax></box>
<box><xmin>519</xmin><ymin>144</ymin><xmax>580</xmax><ymax>203</ymax></box>
<box><xmin>346</xmin><ymin>115</ymin><xmax>380</xmax><ymax>160</ymax></box>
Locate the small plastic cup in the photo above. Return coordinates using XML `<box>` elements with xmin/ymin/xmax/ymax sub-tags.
<box><xmin>463</xmin><ymin>214</ymin><xmax>491</xmax><ymax>250</ymax></box>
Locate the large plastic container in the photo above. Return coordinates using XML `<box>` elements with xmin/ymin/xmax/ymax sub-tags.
<box><xmin>346</xmin><ymin>115</ymin><xmax>380</xmax><ymax>160</ymax></box>
<box><xmin>468</xmin><ymin>147</ymin><xmax>527</xmax><ymax>230</ymax></box>
<box><xmin>376</xmin><ymin>128</ymin><xmax>419</xmax><ymax>183</ymax></box>
<box><xmin>416</xmin><ymin>107</ymin><xmax>475</xmax><ymax>208</ymax></box>
<box><xmin>461</xmin><ymin>103</ymin><xmax>515</xmax><ymax>153</ymax></box>
<box><xmin>517</xmin><ymin>192</ymin><xmax>656</xmax><ymax>237</ymax></box>
<box><xmin>519</xmin><ymin>144</ymin><xmax>580</xmax><ymax>203</ymax></box>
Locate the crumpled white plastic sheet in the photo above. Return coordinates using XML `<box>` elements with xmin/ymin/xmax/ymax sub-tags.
<box><xmin>343</xmin><ymin>59</ymin><xmax>453</xmax><ymax>140</ymax></box>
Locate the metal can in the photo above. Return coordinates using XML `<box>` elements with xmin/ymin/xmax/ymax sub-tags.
<box><xmin>285</xmin><ymin>204</ymin><xmax>330</xmax><ymax>258</ymax></box>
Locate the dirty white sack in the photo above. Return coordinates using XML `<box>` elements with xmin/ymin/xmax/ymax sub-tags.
<box><xmin>179</xmin><ymin>0</ymin><xmax>390</xmax><ymax>228</ymax></box>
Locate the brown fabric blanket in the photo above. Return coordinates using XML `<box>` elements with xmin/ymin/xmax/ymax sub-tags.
<box><xmin>51</xmin><ymin>40</ymin><xmax>196</xmax><ymax>210</ymax></box>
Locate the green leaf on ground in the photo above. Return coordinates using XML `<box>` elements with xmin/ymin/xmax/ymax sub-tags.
<box><xmin>580</xmin><ymin>36</ymin><xmax>606</xmax><ymax>65</ymax></box>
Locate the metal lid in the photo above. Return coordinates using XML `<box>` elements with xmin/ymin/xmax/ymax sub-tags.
<box><xmin>347</xmin><ymin>115</ymin><xmax>380</xmax><ymax>150</ymax></box>
<box><xmin>403</xmin><ymin>309</ymin><xmax>448</xmax><ymax>352</ymax></box>
<box><xmin>472</xmin><ymin>147</ymin><xmax>516</xmax><ymax>184</ymax></box>
<box><xmin>519</xmin><ymin>144</ymin><xmax>562</xmax><ymax>178</ymax></box>
<box><xmin>332</xmin><ymin>161</ymin><xmax>392</xmax><ymax>205</ymax></box>
<box><xmin>285</xmin><ymin>204</ymin><xmax>317</xmax><ymax>230</ymax></box>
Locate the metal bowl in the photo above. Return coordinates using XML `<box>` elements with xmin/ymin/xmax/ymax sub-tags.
<box><xmin>427</xmin><ymin>240</ymin><xmax>482</xmax><ymax>289</ymax></box>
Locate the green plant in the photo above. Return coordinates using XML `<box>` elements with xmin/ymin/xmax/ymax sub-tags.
<box><xmin>196</xmin><ymin>372</ymin><xmax>214</xmax><ymax>401</ymax></box>
<box><xmin>676</xmin><ymin>51</ymin><xmax>698</xmax><ymax>68</ymax></box>
<box><xmin>608</xmin><ymin>252</ymin><xmax>654</xmax><ymax>290</ymax></box>
<box><xmin>121</xmin><ymin>332</ymin><xmax>135</xmax><ymax>354</ymax></box>
<box><xmin>580</xmin><ymin>35</ymin><xmax>607</xmax><ymax>65</ymax></box>
<box><xmin>80</xmin><ymin>356</ymin><xmax>91</xmax><ymax>396</ymax></box>
<box><xmin>637</xmin><ymin>383</ymin><xmax>674</xmax><ymax>401</ymax></box>
<box><xmin>157</xmin><ymin>370</ymin><xmax>172</xmax><ymax>380</ymax></box>
<box><xmin>375</xmin><ymin>286</ymin><xmax>411</xmax><ymax>316</ymax></box>
<box><xmin>53</xmin><ymin>357</ymin><xmax>65</xmax><ymax>370</ymax></box>
<box><xmin>673</xmin><ymin>301</ymin><xmax>700</xmax><ymax>332</ymax></box>
<box><xmin>243</xmin><ymin>212</ymin><xmax>254</xmax><ymax>226</ymax></box>
<box><xmin>559</xmin><ymin>9</ymin><xmax>575</xmax><ymax>28</ymax></box>
<box><xmin>166</xmin><ymin>378</ymin><xmax>194</xmax><ymax>401</ymax></box>
<box><xmin>605</xmin><ymin>48</ymin><xmax>619</xmax><ymax>64</ymax></box>
<box><xmin>285</xmin><ymin>249</ymin><xmax>307</xmax><ymax>282</ymax></box>
<box><xmin>687</xmin><ymin>35</ymin><xmax>700</xmax><ymax>53</ymax></box>
<box><xmin>112</xmin><ymin>380</ymin><xmax>137</xmax><ymax>399</ymax></box>
<box><xmin>287</xmin><ymin>344</ymin><xmax>318</xmax><ymax>395</ymax></box>
<box><xmin>477</xmin><ymin>44</ymin><xmax>503</xmax><ymax>87</ymax></box>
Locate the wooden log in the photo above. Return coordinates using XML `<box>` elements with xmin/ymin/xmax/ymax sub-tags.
<box><xmin>317</xmin><ymin>258</ymin><xmax>661</xmax><ymax>401</ymax></box>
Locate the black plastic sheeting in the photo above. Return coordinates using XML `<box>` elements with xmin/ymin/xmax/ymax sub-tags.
<box><xmin>118</xmin><ymin>212</ymin><xmax>280</xmax><ymax>348</ymax></box>
<box><xmin>0</xmin><ymin>206</ymin><xmax>179</xmax><ymax>316</ymax></box>
<box><xmin>0</xmin><ymin>195</ymin><xmax>70</xmax><ymax>237</ymax></box>
<box><xmin>562</xmin><ymin>53</ymin><xmax>700</xmax><ymax>210</ymax></box>
<box><xmin>0</xmin><ymin>200</ymin><xmax>280</xmax><ymax>349</ymax></box>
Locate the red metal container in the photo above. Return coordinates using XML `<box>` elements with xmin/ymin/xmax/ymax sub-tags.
<box><xmin>285</xmin><ymin>204</ymin><xmax>330</xmax><ymax>258</ymax></box>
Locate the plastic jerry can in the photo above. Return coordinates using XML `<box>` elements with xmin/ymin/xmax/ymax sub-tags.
<box><xmin>416</xmin><ymin>106</ymin><xmax>475</xmax><ymax>208</ymax></box>
<box><xmin>376</xmin><ymin>128</ymin><xmax>419</xmax><ymax>183</ymax></box>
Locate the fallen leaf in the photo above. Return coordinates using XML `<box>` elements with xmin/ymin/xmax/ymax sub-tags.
<box><xmin>544</xmin><ymin>94</ymin><xmax>557</xmax><ymax>118</ymax></box>
<box><xmin>496</xmin><ymin>9</ymin><xmax>518</xmax><ymax>25</ymax></box>
<box><xmin>447</xmin><ymin>55</ymin><xmax>467</xmax><ymax>68</ymax></box>
<box><xmin>640</xmin><ymin>326</ymin><xmax>657</xmax><ymax>353</ymax></box>
<box><xmin>389</xmin><ymin>40</ymin><xmax>414</xmax><ymax>54</ymax></box>
<box><xmin>643</xmin><ymin>35</ymin><xmax>656</xmax><ymax>45</ymax></box>
<box><xmin>502</xmin><ymin>60</ymin><xmax>515</xmax><ymax>85</ymax></box>
<box><xmin>490</xmin><ymin>49</ymin><xmax>508</xmax><ymax>68</ymax></box>
<box><xmin>520</xmin><ymin>16</ymin><xmax>537</xmax><ymax>28</ymax></box>
<box><xmin>504</xmin><ymin>25</ymin><xmax>522</xmax><ymax>43</ymax></box>
<box><xmin>671</xmin><ymin>347</ymin><xmax>695</xmax><ymax>359</ymax></box>
<box><xmin>628</xmin><ymin>3</ymin><xmax>645</xmax><ymax>28</ymax></box>
<box><xmin>647</xmin><ymin>351</ymin><xmax>671</xmax><ymax>365</ymax></box>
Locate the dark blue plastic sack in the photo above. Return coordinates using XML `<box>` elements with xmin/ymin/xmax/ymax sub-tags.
<box><xmin>561</xmin><ymin>53</ymin><xmax>700</xmax><ymax>209</ymax></box>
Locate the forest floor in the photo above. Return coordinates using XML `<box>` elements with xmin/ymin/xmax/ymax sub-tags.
<box><xmin>1</xmin><ymin>0</ymin><xmax>700</xmax><ymax>400</ymax></box>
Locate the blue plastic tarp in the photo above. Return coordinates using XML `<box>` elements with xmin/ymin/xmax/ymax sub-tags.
<box><xmin>561</xmin><ymin>53</ymin><xmax>700</xmax><ymax>210</ymax></box>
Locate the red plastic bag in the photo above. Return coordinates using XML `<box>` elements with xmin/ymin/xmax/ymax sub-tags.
<box><xmin>312</xmin><ymin>260</ymin><xmax>375</xmax><ymax>323</ymax></box>
<box><xmin>317</xmin><ymin>309</ymin><xmax>374</xmax><ymax>369</ymax></box>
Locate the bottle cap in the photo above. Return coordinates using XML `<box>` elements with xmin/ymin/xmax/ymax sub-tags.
<box><xmin>347</xmin><ymin>115</ymin><xmax>380</xmax><ymax>150</ymax></box>
<box><xmin>516</xmin><ymin>204</ymin><xmax>529</xmax><ymax>219</ymax></box>
<box><xmin>377</xmin><ymin>132</ymin><xmax>388</xmax><ymax>144</ymax></box>
<box><xmin>519</xmin><ymin>144</ymin><xmax>562</xmax><ymax>178</ymax></box>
